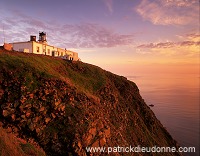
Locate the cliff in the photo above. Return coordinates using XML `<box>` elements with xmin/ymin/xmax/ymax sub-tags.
<box><xmin>0</xmin><ymin>50</ymin><xmax>181</xmax><ymax>156</ymax></box>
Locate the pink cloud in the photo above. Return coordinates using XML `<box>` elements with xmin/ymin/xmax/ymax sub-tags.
<box><xmin>160</xmin><ymin>0</ymin><xmax>197</xmax><ymax>7</ymax></box>
<box><xmin>2</xmin><ymin>9</ymin><xmax>134</xmax><ymax>48</ymax></box>
<box><xmin>137</xmin><ymin>40</ymin><xmax>199</xmax><ymax>49</ymax></box>
<box><xmin>137</xmin><ymin>42</ymin><xmax>175</xmax><ymax>49</ymax></box>
<box><xmin>103</xmin><ymin>0</ymin><xmax>113</xmax><ymax>14</ymax></box>
<box><xmin>60</xmin><ymin>23</ymin><xmax>134</xmax><ymax>48</ymax></box>
<box><xmin>135</xmin><ymin>0</ymin><xmax>198</xmax><ymax>25</ymax></box>
<box><xmin>185</xmin><ymin>33</ymin><xmax>200</xmax><ymax>41</ymax></box>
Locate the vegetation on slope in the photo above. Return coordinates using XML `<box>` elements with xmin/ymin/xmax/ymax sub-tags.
<box><xmin>0</xmin><ymin>127</ymin><xmax>45</xmax><ymax>156</ymax></box>
<box><xmin>0</xmin><ymin>50</ymin><xmax>181</xmax><ymax>156</ymax></box>
<box><xmin>0</xmin><ymin>49</ymin><xmax>106</xmax><ymax>94</ymax></box>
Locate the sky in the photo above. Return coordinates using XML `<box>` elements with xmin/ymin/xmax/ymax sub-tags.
<box><xmin>0</xmin><ymin>0</ymin><xmax>199</xmax><ymax>77</ymax></box>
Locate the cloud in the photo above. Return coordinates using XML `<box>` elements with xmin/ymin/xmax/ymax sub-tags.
<box><xmin>59</xmin><ymin>23</ymin><xmax>134</xmax><ymax>48</ymax></box>
<box><xmin>103</xmin><ymin>0</ymin><xmax>113</xmax><ymax>14</ymax></box>
<box><xmin>185</xmin><ymin>33</ymin><xmax>200</xmax><ymax>42</ymax></box>
<box><xmin>135</xmin><ymin>0</ymin><xmax>198</xmax><ymax>25</ymax></box>
<box><xmin>160</xmin><ymin>0</ymin><xmax>197</xmax><ymax>7</ymax></box>
<box><xmin>1</xmin><ymin>9</ymin><xmax>134</xmax><ymax>48</ymax></box>
<box><xmin>136</xmin><ymin>31</ymin><xmax>200</xmax><ymax>58</ymax></box>
<box><xmin>137</xmin><ymin>40</ymin><xmax>199</xmax><ymax>49</ymax></box>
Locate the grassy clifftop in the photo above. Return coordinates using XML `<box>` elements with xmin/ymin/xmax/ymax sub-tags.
<box><xmin>0</xmin><ymin>49</ymin><xmax>106</xmax><ymax>94</ymax></box>
<box><xmin>0</xmin><ymin>50</ymin><xmax>181</xmax><ymax>156</ymax></box>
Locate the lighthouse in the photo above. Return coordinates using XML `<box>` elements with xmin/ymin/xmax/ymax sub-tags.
<box><xmin>38</xmin><ymin>31</ymin><xmax>47</xmax><ymax>44</ymax></box>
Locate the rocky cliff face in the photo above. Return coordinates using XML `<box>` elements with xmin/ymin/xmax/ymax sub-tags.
<box><xmin>0</xmin><ymin>50</ymin><xmax>181</xmax><ymax>156</ymax></box>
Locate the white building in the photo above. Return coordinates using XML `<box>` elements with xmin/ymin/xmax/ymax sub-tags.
<box><xmin>6</xmin><ymin>32</ymin><xmax>79</xmax><ymax>61</ymax></box>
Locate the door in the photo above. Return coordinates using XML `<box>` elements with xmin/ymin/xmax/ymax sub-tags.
<box><xmin>52</xmin><ymin>51</ymin><xmax>55</xmax><ymax>57</ymax></box>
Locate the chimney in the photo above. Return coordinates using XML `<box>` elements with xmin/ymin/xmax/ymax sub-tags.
<box><xmin>30</xmin><ymin>35</ymin><xmax>36</xmax><ymax>41</ymax></box>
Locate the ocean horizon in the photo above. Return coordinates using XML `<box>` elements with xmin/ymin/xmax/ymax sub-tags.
<box><xmin>128</xmin><ymin>73</ymin><xmax>199</xmax><ymax>156</ymax></box>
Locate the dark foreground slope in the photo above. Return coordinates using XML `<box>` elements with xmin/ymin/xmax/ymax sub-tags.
<box><xmin>0</xmin><ymin>127</ymin><xmax>45</xmax><ymax>156</ymax></box>
<box><xmin>0</xmin><ymin>50</ymin><xmax>181</xmax><ymax>156</ymax></box>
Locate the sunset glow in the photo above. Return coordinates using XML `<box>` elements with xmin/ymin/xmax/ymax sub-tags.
<box><xmin>0</xmin><ymin>0</ymin><xmax>199</xmax><ymax>77</ymax></box>
<box><xmin>0</xmin><ymin>1</ymin><xmax>199</xmax><ymax>153</ymax></box>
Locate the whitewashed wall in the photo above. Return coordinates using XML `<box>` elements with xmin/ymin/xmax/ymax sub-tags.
<box><xmin>32</xmin><ymin>42</ymin><xmax>43</xmax><ymax>55</ymax></box>
<box><xmin>11</xmin><ymin>41</ymin><xmax>79</xmax><ymax>61</ymax></box>
<box><xmin>12</xmin><ymin>42</ymin><xmax>33</xmax><ymax>53</ymax></box>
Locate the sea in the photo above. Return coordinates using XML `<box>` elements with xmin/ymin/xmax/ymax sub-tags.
<box><xmin>127</xmin><ymin>73</ymin><xmax>199</xmax><ymax>156</ymax></box>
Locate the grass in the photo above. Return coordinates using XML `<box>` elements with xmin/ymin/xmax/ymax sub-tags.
<box><xmin>0</xmin><ymin>50</ymin><xmax>107</xmax><ymax>95</ymax></box>
<box><xmin>65</xmin><ymin>61</ymin><xmax>107</xmax><ymax>93</ymax></box>
<box><xmin>0</xmin><ymin>127</ymin><xmax>46</xmax><ymax>156</ymax></box>
<box><xmin>0</xmin><ymin>50</ymin><xmax>63</xmax><ymax>79</ymax></box>
<box><xmin>20</xmin><ymin>142</ymin><xmax>46</xmax><ymax>156</ymax></box>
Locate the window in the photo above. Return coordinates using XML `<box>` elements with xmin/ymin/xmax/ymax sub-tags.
<box><xmin>48</xmin><ymin>49</ymin><xmax>50</xmax><ymax>54</ymax></box>
<box><xmin>37</xmin><ymin>46</ymin><xmax>40</xmax><ymax>53</ymax></box>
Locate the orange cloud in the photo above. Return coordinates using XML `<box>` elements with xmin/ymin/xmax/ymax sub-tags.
<box><xmin>135</xmin><ymin>32</ymin><xmax>199</xmax><ymax>65</ymax></box>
